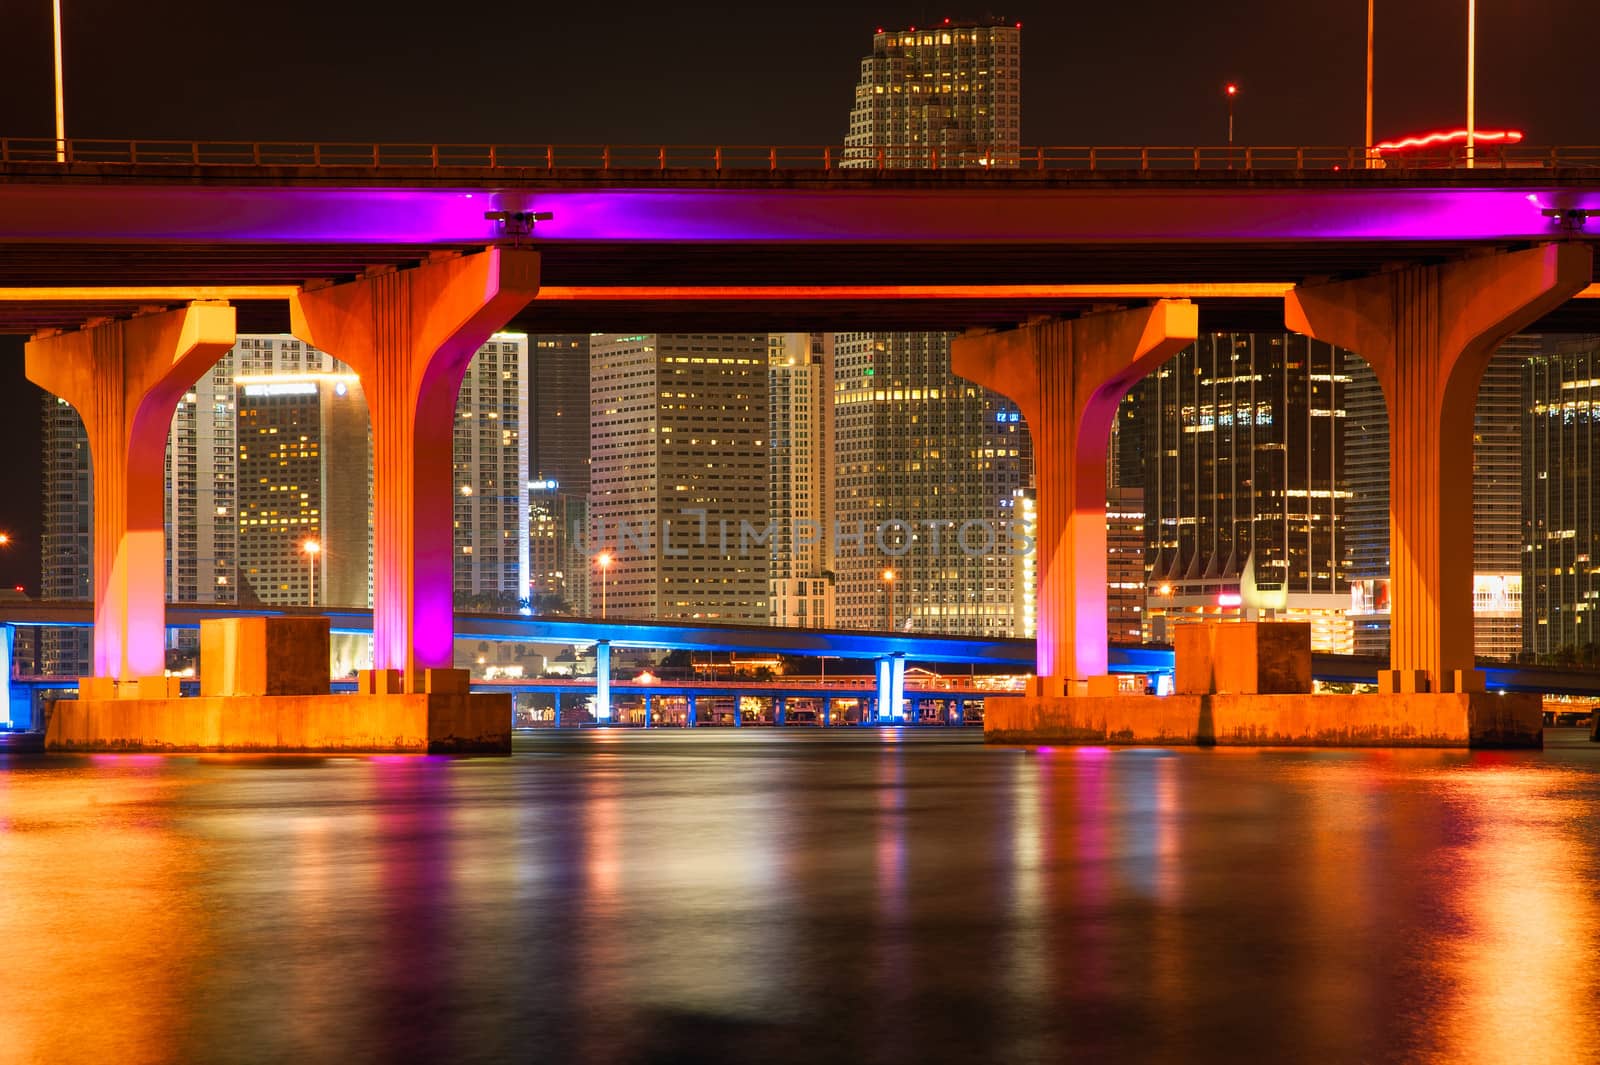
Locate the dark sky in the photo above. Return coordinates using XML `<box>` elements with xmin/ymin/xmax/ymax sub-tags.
<box><xmin>0</xmin><ymin>0</ymin><xmax>1597</xmax><ymax>590</ymax></box>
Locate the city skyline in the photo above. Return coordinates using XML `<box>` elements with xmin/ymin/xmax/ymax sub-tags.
<box><xmin>2</xmin><ymin>4</ymin><xmax>1599</xmax><ymax>589</ymax></box>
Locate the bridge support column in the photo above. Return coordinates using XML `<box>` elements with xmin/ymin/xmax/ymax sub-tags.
<box><xmin>875</xmin><ymin>654</ymin><xmax>906</xmax><ymax>723</ymax></box>
<box><xmin>1287</xmin><ymin>244</ymin><xmax>1591</xmax><ymax>692</ymax></box>
<box><xmin>821</xmin><ymin>697</ymin><xmax>831</xmax><ymax>728</ymax></box>
<box><xmin>686</xmin><ymin>694</ymin><xmax>697</xmax><ymax>728</ymax></box>
<box><xmin>552</xmin><ymin>691</ymin><xmax>562</xmax><ymax>728</ymax></box>
<box><xmin>593</xmin><ymin>641</ymin><xmax>612</xmax><ymax>724</ymax></box>
<box><xmin>291</xmin><ymin>249</ymin><xmax>539</xmax><ymax>692</ymax></box>
<box><xmin>26</xmin><ymin>303</ymin><xmax>236</xmax><ymax>686</ymax></box>
<box><xmin>775</xmin><ymin>696</ymin><xmax>786</xmax><ymax>726</ymax></box>
<box><xmin>953</xmin><ymin>302</ymin><xmax>1197</xmax><ymax>693</ymax></box>
<box><xmin>1</xmin><ymin>623</ymin><xmax>21</xmax><ymax>729</ymax></box>
<box><xmin>643</xmin><ymin>693</ymin><xmax>652</xmax><ymax>728</ymax></box>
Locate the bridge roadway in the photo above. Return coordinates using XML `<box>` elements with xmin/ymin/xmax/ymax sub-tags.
<box><xmin>2</xmin><ymin>603</ymin><xmax>1597</xmax><ymax>700</ymax></box>
<box><xmin>3</xmin><ymin>141</ymin><xmax>1600</xmax><ymax>334</ymax></box>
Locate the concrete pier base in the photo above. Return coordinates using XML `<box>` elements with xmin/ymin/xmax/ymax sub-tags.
<box><xmin>984</xmin><ymin>692</ymin><xmax>1542</xmax><ymax>749</ymax></box>
<box><xmin>44</xmin><ymin>691</ymin><xmax>511</xmax><ymax>753</ymax></box>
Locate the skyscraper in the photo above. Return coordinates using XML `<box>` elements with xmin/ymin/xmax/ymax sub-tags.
<box><xmin>835</xmin><ymin>20</ymin><xmax>1030</xmax><ymax>636</ymax></box>
<box><xmin>452</xmin><ymin>333</ymin><xmax>530</xmax><ymax>610</ymax></box>
<box><xmin>589</xmin><ymin>333</ymin><xmax>769</xmax><ymax>622</ymax></box>
<box><xmin>1138</xmin><ymin>333</ymin><xmax>1354</xmax><ymax>652</ymax></box>
<box><xmin>528</xmin><ymin>334</ymin><xmax>591</xmax><ymax>614</ymax></box>
<box><xmin>1522</xmin><ymin>334</ymin><xmax>1600</xmax><ymax>659</ymax></box>
<box><xmin>768</xmin><ymin>333</ymin><xmax>835</xmax><ymax>628</ymax></box>
<box><xmin>40</xmin><ymin>395</ymin><xmax>91</xmax><ymax>677</ymax></box>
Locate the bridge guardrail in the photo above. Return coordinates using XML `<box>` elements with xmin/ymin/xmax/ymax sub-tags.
<box><xmin>5</xmin><ymin>138</ymin><xmax>1600</xmax><ymax>171</ymax></box>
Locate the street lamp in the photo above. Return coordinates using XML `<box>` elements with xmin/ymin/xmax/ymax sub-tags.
<box><xmin>302</xmin><ymin>539</ymin><xmax>321</xmax><ymax>607</ymax></box>
<box><xmin>0</xmin><ymin>533</ymin><xmax>12</xmax><ymax>547</ymax></box>
<box><xmin>882</xmin><ymin>568</ymin><xmax>896</xmax><ymax>631</ymax></box>
<box><xmin>595</xmin><ymin>550</ymin><xmax>613</xmax><ymax>619</ymax></box>
<box><xmin>1224</xmin><ymin>82</ymin><xmax>1239</xmax><ymax>146</ymax></box>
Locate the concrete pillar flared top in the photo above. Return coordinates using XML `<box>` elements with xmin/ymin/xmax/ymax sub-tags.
<box><xmin>291</xmin><ymin>248</ymin><xmax>540</xmax><ymax>690</ymax></box>
<box><xmin>1287</xmin><ymin>242</ymin><xmax>1593</xmax><ymax>689</ymax></box>
<box><xmin>26</xmin><ymin>303</ymin><xmax>237</xmax><ymax>681</ymax></box>
<box><xmin>952</xmin><ymin>301</ymin><xmax>1197</xmax><ymax>685</ymax></box>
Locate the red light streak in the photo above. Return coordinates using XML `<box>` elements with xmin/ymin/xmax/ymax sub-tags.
<box><xmin>1375</xmin><ymin>128</ymin><xmax>1524</xmax><ymax>151</ymax></box>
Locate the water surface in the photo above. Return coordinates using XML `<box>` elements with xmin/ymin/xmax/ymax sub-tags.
<box><xmin>5</xmin><ymin>730</ymin><xmax>1600</xmax><ymax>1064</ymax></box>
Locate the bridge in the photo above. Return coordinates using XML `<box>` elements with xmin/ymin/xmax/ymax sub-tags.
<box><xmin>4</xmin><ymin>603</ymin><xmax>1597</xmax><ymax>732</ymax></box>
<box><xmin>4</xmin><ymin>142</ymin><xmax>1600</xmax><ymax>714</ymax></box>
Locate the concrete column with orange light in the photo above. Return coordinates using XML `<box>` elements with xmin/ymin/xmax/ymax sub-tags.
<box><xmin>290</xmin><ymin>249</ymin><xmax>539</xmax><ymax>693</ymax></box>
<box><xmin>952</xmin><ymin>302</ymin><xmax>1197</xmax><ymax>695</ymax></box>
<box><xmin>1287</xmin><ymin>242</ymin><xmax>1593</xmax><ymax>692</ymax></box>
<box><xmin>26</xmin><ymin>302</ymin><xmax>236</xmax><ymax>689</ymax></box>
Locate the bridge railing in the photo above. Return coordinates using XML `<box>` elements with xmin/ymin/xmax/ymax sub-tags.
<box><xmin>5</xmin><ymin>138</ymin><xmax>1600</xmax><ymax>171</ymax></box>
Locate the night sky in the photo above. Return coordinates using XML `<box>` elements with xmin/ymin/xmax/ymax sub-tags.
<box><xmin>0</xmin><ymin>0</ymin><xmax>1597</xmax><ymax>591</ymax></box>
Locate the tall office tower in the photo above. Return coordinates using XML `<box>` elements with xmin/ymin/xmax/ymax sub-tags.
<box><xmin>589</xmin><ymin>333</ymin><xmax>769</xmax><ymax>621</ymax></box>
<box><xmin>233</xmin><ymin>336</ymin><xmax>371</xmax><ymax>609</ymax></box>
<box><xmin>40</xmin><ymin>396</ymin><xmax>91</xmax><ymax>677</ymax></box>
<box><xmin>528</xmin><ymin>334</ymin><xmax>592</xmax><ymax>612</ymax></box>
<box><xmin>1345</xmin><ymin>343</ymin><xmax>1528</xmax><ymax>660</ymax></box>
<box><xmin>768</xmin><ymin>333</ymin><xmax>835</xmax><ymax>628</ymax></box>
<box><xmin>167</xmin><ymin>358</ymin><xmax>238</xmax><ymax>608</ymax></box>
<box><xmin>452</xmin><ymin>333</ymin><xmax>531</xmax><ymax>610</ymax></box>
<box><xmin>1140</xmin><ymin>334</ymin><xmax>1354</xmax><ymax>652</ymax></box>
<box><xmin>835</xmin><ymin>20</ymin><xmax>1029</xmax><ymax>636</ymax></box>
<box><xmin>1522</xmin><ymin>335</ymin><xmax>1600</xmax><ymax>659</ymax></box>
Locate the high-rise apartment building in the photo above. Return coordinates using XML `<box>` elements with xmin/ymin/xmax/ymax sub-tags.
<box><xmin>836</xmin><ymin>20</ymin><xmax>1030</xmax><ymax>636</ymax></box>
<box><xmin>1137</xmin><ymin>333</ymin><xmax>1354</xmax><ymax>652</ymax></box>
<box><xmin>1523</xmin><ymin>335</ymin><xmax>1600</xmax><ymax>658</ymax></box>
<box><xmin>769</xmin><ymin>333</ymin><xmax>835</xmax><ymax>628</ymax></box>
<box><xmin>589</xmin><ymin>333</ymin><xmax>769</xmax><ymax>622</ymax></box>
<box><xmin>452</xmin><ymin>334</ymin><xmax>530</xmax><ymax>609</ymax></box>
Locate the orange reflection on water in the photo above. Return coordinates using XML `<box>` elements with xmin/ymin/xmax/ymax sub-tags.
<box><xmin>0</xmin><ymin>761</ymin><xmax>205</xmax><ymax>1065</ymax></box>
<box><xmin>1429</xmin><ymin>761</ymin><xmax>1600</xmax><ymax>1065</ymax></box>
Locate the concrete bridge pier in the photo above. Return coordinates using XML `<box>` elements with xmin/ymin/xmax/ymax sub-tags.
<box><xmin>291</xmin><ymin>248</ymin><xmax>540</xmax><ymax>693</ymax></box>
<box><xmin>875</xmin><ymin>654</ymin><xmax>907</xmax><ymax>722</ymax></box>
<box><xmin>26</xmin><ymin>303</ymin><xmax>237</xmax><ymax>693</ymax></box>
<box><xmin>1287</xmin><ymin>243</ymin><xmax>1593</xmax><ymax>693</ymax></box>
<box><xmin>594</xmin><ymin>641</ymin><xmax>612</xmax><ymax>724</ymax></box>
<box><xmin>952</xmin><ymin>301</ymin><xmax>1198</xmax><ymax>694</ymax></box>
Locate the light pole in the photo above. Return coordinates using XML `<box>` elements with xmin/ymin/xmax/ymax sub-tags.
<box><xmin>52</xmin><ymin>0</ymin><xmax>65</xmax><ymax>162</ymax></box>
<box><xmin>595</xmin><ymin>551</ymin><xmax>612</xmax><ymax>619</ymax></box>
<box><xmin>1365</xmin><ymin>0</ymin><xmax>1375</xmax><ymax>163</ymax></box>
<box><xmin>1466</xmin><ymin>0</ymin><xmax>1477</xmax><ymax>167</ymax></box>
<box><xmin>302</xmin><ymin>539</ymin><xmax>321</xmax><ymax>607</ymax></box>
<box><xmin>1224</xmin><ymin>83</ymin><xmax>1239</xmax><ymax>146</ymax></box>
<box><xmin>882</xmin><ymin>568</ymin><xmax>896</xmax><ymax>631</ymax></box>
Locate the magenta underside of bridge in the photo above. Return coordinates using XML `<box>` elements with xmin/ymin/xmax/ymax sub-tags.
<box><xmin>1</xmin><ymin>167</ymin><xmax>1599</xmax><ymax>333</ymax></box>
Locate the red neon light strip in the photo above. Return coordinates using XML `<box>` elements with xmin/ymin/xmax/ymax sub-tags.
<box><xmin>1374</xmin><ymin>128</ymin><xmax>1524</xmax><ymax>151</ymax></box>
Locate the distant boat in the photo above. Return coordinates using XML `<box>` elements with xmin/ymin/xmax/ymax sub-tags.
<box><xmin>1240</xmin><ymin>550</ymin><xmax>1287</xmax><ymax>613</ymax></box>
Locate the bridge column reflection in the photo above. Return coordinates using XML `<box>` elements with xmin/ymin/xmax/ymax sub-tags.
<box><xmin>291</xmin><ymin>249</ymin><xmax>538</xmax><ymax>691</ymax></box>
<box><xmin>1288</xmin><ymin>243</ymin><xmax>1592</xmax><ymax>691</ymax></box>
<box><xmin>952</xmin><ymin>302</ymin><xmax>1197</xmax><ymax>692</ymax></box>
<box><xmin>26</xmin><ymin>302</ymin><xmax>236</xmax><ymax>685</ymax></box>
